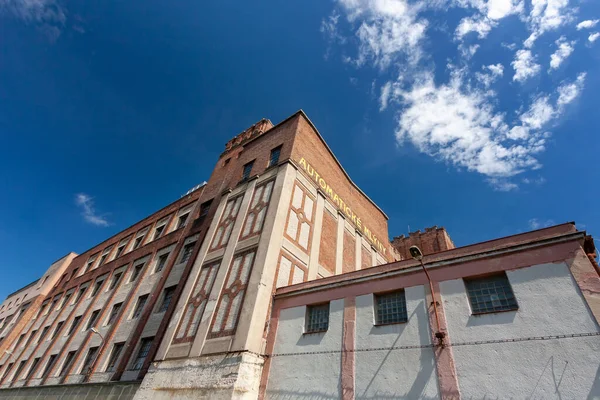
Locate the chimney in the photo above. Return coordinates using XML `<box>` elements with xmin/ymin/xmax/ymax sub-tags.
<box><xmin>391</xmin><ymin>226</ymin><xmax>455</xmax><ymax>260</ymax></box>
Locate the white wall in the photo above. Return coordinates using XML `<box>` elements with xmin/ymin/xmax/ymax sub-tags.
<box><xmin>266</xmin><ymin>299</ymin><xmax>344</xmax><ymax>400</ymax></box>
<box><xmin>355</xmin><ymin>286</ymin><xmax>440</xmax><ymax>400</ymax></box>
<box><xmin>440</xmin><ymin>262</ymin><xmax>600</xmax><ymax>399</ymax></box>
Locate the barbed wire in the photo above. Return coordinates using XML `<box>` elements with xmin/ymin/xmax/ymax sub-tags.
<box><xmin>266</xmin><ymin>331</ymin><xmax>600</xmax><ymax>358</ymax></box>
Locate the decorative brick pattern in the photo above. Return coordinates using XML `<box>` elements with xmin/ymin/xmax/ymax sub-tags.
<box><xmin>274</xmin><ymin>252</ymin><xmax>307</xmax><ymax>289</ymax></box>
<box><xmin>210</xmin><ymin>195</ymin><xmax>243</xmax><ymax>251</ymax></box>
<box><xmin>319</xmin><ymin>210</ymin><xmax>337</xmax><ymax>275</ymax></box>
<box><xmin>361</xmin><ymin>244</ymin><xmax>371</xmax><ymax>270</ymax></box>
<box><xmin>284</xmin><ymin>183</ymin><xmax>315</xmax><ymax>253</ymax></box>
<box><xmin>343</xmin><ymin>229</ymin><xmax>356</xmax><ymax>274</ymax></box>
<box><xmin>173</xmin><ymin>260</ymin><xmax>220</xmax><ymax>343</ymax></box>
<box><xmin>240</xmin><ymin>179</ymin><xmax>275</xmax><ymax>240</ymax></box>
<box><xmin>208</xmin><ymin>249</ymin><xmax>257</xmax><ymax>338</ymax></box>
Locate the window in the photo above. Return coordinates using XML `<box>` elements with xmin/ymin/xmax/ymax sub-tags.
<box><xmin>3</xmin><ymin>363</ymin><xmax>14</xmax><ymax>380</ymax></box>
<box><xmin>71</xmin><ymin>268</ymin><xmax>78</xmax><ymax>280</ymax></box>
<box><xmin>375</xmin><ymin>291</ymin><xmax>408</xmax><ymax>325</ymax></box>
<box><xmin>132</xmin><ymin>295</ymin><xmax>148</xmax><ymax>319</ymax></box>
<box><xmin>81</xmin><ymin>347</ymin><xmax>99</xmax><ymax>375</ymax></box>
<box><xmin>306</xmin><ymin>303</ymin><xmax>329</xmax><ymax>333</ymax></box>
<box><xmin>109</xmin><ymin>272</ymin><xmax>123</xmax><ymax>290</ymax></box>
<box><xmin>157</xmin><ymin>287</ymin><xmax>176</xmax><ymax>313</ymax></box>
<box><xmin>106</xmin><ymin>303</ymin><xmax>122</xmax><ymax>326</ymax></box>
<box><xmin>465</xmin><ymin>274</ymin><xmax>518</xmax><ymax>314</ymax></box>
<box><xmin>131</xmin><ymin>337</ymin><xmax>153</xmax><ymax>370</ymax></box>
<box><xmin>130</xmin><ymin>264</ymin><xmax>144</xmax><ymax>283</ymax></box>
<box><xmin>74</xmin><ymin>286</ymin><xmax>87</xmax><ymax>303</ymax></box>
<box><xmin>42</xmin><ymin>355</ymin><xmax>57</xmax><ymax>378</ymax></box>
<box><xmin>223</xmin><ymin>158</ymin><xmax>230</xmax><ymax>166</ymax></box>
<box><xmin>133</xmin><ymin>232</ymin><xmax>146</xmax><ymax>250</ymax></box>
<box><xmin>13</xmin><ymin>360</ymin><xmax>27</xmax><ymax>381</ymax></box>
<box><xmin>154</xmin><ymin>224</ymin><xmax>165</xmax><ymax>240</ymax></box>
<box><xmin>68</xmin><ymin>316</ymin><xmax>82</xmax><ymax>335</ymax></box>
<box><xmin>40</xmin><ymin>326</ymin><xmax>50</xmax><ymax>342</ymax></box>
<box><xmin>179</xmin><ymin>242</ymin><xmax>196</xmax><ymax>264</ymax></box>
<box><xmin>15</xmin><ymin>333</ymin><xmax>25</xmax><ymax>348</ymax></box>
<box><xmin>60</xmin><ymin>293</ymin><xmax>72</xmax><ymax>309</ymax></box>
<box><xmin>27</xmin><ymin>358</ymin><xmax>40</xmax><ymax>379</ymax></box>
<box><xmin>59</xmin><ymin>351</ymin><xmax>76</xmax><ymax>376</ymax></box>
<box><xmin>25</xmin><ymin>330</ymin><xmax>37</xmax><ymax>347</ymax></box>
<box><xmin>86</xmin><ymin>310</ymin><xmax>100</xmax><ymax>331</ymax></box>
<box><xmin>242</xmin><ymin>161</ymin><xmax>254</xmax><ymax>181</ymax></box>
<box><xmin>268</xmin><ymin>145</ymin><xmax>282</xmax><ymax>167</ymax></box>
<box><xmin>98</xmin><ymin>248</ymin><xmax>111</xmax><ymax>267</ymax></box>
<box><xmin>155</xmin><ymin>254</ymin><xmax>168</xmax><ymax>273</ymax></box>
<box><xmin>91</xmin><ymin>280</ymin><xmax>103</xmax><ymax>297</ymax></box>
<box><xmin>105</xmin><ymin>343</ymin><xmax>125</xmax><ymax>372</ymax></box>
<box><xmin>85</xmin><ymin>256</ymin><xmax>97</xmax><ymax>272</ymax></box>
<box><xmin>51</xmin><ymin>321</ymin><xmax>64</xmax><ymax>339</ymax></box>
<box><xmin>115</xmin><ymin>244</ymin><xmax>126</xmax><ymax>258</ymax></box>
<box><xmin>51</xmin><ymin>296</ymin><xmax>60</xmax><ymax>311</ymax></box>
<box><xmin>176</xmin><ymin>213</ymin><xmax>189</xmax><ymax>230</ymax></box>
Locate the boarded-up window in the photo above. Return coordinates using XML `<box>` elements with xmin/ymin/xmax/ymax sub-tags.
<box><xmin>209</xmin><ymin>249</ymin><xmax>256</xmax><ymax>338</ymax></box>
<box><xmin>210</xmin><ymin>196</ymin><xmax>243</xmax><ymax>250</ymax></box>
<box><xmin>174</xmin><ymin>260</ymin><xmax>220</xmax><ymax>343</ymax></box>
<box><xmin>240</xmin><ymin>179</ymin><xmax>274</xmax><ymax>240</ymax></box>
<box><xmin>275</xmin><ymin>252</ymin><xmax>308</xmax><ymax>289</ymax></box>
<box><xmin>284</xmin><ymin>183</ymin><xmax>315</xmax><ymax>252</ymax></box>
<box><xmin>343</xmin><ymin>229</ymin><xmax>356</xmax><ymax>274</ymax></box>
<box><xmin>319</xmin><ymin>211</ymin><xmax>337</xmax><ymax>275</ymax></box>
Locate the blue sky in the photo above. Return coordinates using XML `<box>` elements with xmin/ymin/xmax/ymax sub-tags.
<box><xmin>0</xmin><ymin>0</ymin><xmax>599</xmax><ymax>300</ymax></box>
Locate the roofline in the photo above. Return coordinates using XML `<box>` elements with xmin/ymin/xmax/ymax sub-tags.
<box><xmin>243</xmin><ymin>110</ymin><xmax>389</xmax><ymax>220</ymax></box>
<box><xmin>275</xmin><ymin>224</ymin><xmax>584</xmax><ymax>298</ymax></box>
<box><xmin>5</xmin><ymin>279</ymin><xmax>39</xmax><ymax>299</ymax></box>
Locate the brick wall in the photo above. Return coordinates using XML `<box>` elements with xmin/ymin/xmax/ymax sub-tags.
<box><xmin>319</xmin><ymin>211</ymin><xmax>337</xmax><ymax>275</ymax></box>
<box><xmin>343</xmin><ymin>230</ymin><xmax>356</xmax><ymax>274</ymax></box>
<box><xmin>391</xmin><ymin>226</ymin><xmax>455</xmax><ymax>260</ymax></box>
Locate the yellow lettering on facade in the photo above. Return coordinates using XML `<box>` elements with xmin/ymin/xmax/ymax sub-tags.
<box><xmin>318</xmin><ymin>178</ymin><xmax>327</xmax><ymax>190</ymax></box>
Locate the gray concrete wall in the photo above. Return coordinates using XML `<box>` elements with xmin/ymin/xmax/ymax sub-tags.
<box><xmin>0</xmin><ymin>382</ymin><xmax>140</xmax><ymax>400</ymax></box>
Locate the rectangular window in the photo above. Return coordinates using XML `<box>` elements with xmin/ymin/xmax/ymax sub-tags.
<box><xmin>86</xmin><ymin>310</ymin><xmax>100</xmax><ymax>331</ymax></box>
<box><xmin>40</xmin><ymin>326</ymin><xmax>50</xmax><ymax>342</ymax></box>
<box><xmin>109</xmin><ymin>272</ymin><xmax>123</xmax><ymax>290</ymax></box>
<box><xmin>179</xmin><ymin>242</ymin><xmax>196</xmax><ymax>264</ymax></box>
<box><xmin>42</xmin><ymin>355</ymin><xmax>57</xmax><ymax>378</ymax></box>
<box><xmin>154</xmin><ymin>224</ymin><xmax>165</xmax><ymax>240</ymax></box>
<box><xmin>2</xmin><ymin>363</ymin><xmax>14</xmax><ymax>380</ymax></box>
<box><xmin>268</xmin><ymin>145</ymin><xmax>282</xmax><ymax>167</ymax></box>
<box><xmin>70</xmin><ymin>268</ymin><xmax>78</xmax><ymax>280</ymax></box>
<box><xmin>51</xmin><ymin>321</ymin><xmax>64</xmax><ymax>339</ymax></box>
<box><xmin>242</xmin><ymin>161</ymin><xmax>254</xmax><ymax>181</ymax></box>
<box><xmin>105</xmin><ymin>342</ymin><xmax>125</xmax><ymax>372</ymax></box>
<box><xmin>155</xmin><ymin>254</ymin><xmax>168</xmax><ymax>273</ymax></box>
<box><xmin>130</xmin><ymin>264</ymin><xmax>144</xmax><ymax>283</ymax></box>
<box><xmin>157</xmin><ymin>286</ymin><xmax>176</xmax><ymax>313</ymax></box>
<box><xmin>375</xmin><ymin>291</ymin><xmax>408</xmax><ymax>325</ymax></box>
<box><xmin>132</xmin><ymin>295</ymin><xmax>148</xmax><ymax>319</ymax></box>
<box><xmin>115</xmin><ymin>245</ymin><xmax>126</xmax><ymax>258</ymax></box>
<box><xmin>91</xmin><ymin>280</ymin><xmax>103</xmax><ymax>297</ymax></box>
<box><xmin>305</xmin><ymin>303</ymin><xmax>329</xmax><ymax>333</ymax></box>
<box><xmin>81</xmin><ymin>347</ymin><xmax>99</xmax><ymax>375</ymax></box>
<box><xmin>133</xmin><ymin>232</ymin><xmax>146</xmax><ymax>250</ymax></box>
<box><xmin>85</xmin><ymin>256</ymin><xmax>97</xmax><ymax>272</ymax></box>
<box><xmin>59</xmin><ymin>351</ymin><xmax>76</xmax><ymax>376</ymax></box>
<box><xmin>27</xmin><ymin>358</ymin><xmax>40</xmax><ymax>379</ymax></box>
<box><xmin>107</xmin><ymin>303</ymin><xmax>122</xmax><ymax>326</ymax></box>
<box><xmin>131</xmin><ymin>337</ymin><xmax>153</xmax><ymax>370</ymax></box>
<box><xmin>25</xmin><ymin>330</ymin><xmax>37</xmax><ymax>347</ymax></box>
<box><xmin>15</xmin><ymin>333</ymin><xmax>25</xmax><ymax>348</ymax></box>
<box><xmin>177</xmin><ymin>213</ymin><xmax>189</xmax><ymax>230</ymax></box>
<box><xmin>98</xmin><ymin>247</ymin><xmax>112</xmax><ymax>267</ymax></box>
<box><xmin>13</xmin><ymin>360</ymin><xmax>27</xmax><ymax>381</ymax></box>
<box><xmin>74</xmin><ymin>286</ymin><xmax>87</xmax><ymax>303</ymax></box>
<box><xmin>465</xmin><ymin>274</ymin><xmax>518</xmax><ymax>314</ymax></box>
<box><xmin>59</xmin><ymin>293</ymin><xmax>72</xmax><ymax>309</ymax></box>
<box><xmin>68</xmin><ymin>316</ymin><xmax>82</xmax><ymax>335</ymax></box>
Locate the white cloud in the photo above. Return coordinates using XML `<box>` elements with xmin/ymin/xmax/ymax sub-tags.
<box><xmin>576</xmin><ymin>19</ymin><xmax>599</xmax><ymax>30</ymax></box>
<box><xmin>455</xmin><ymin>16</ymin><xmax>494</xmax><ymax>39</ymax></box>
<box><xmin>512</xmin><ymin>49</ymin><xmax>541</xmax><ymax>82</ymax></box>
<box><xmin>589</xmin><ymin>32</ymin><xmax>600</xmax><ymax>43</ymax></box>
<box><xmin>75</xmin><ymin>193</ymin><xmax>110</xmax><ymax>227</ymax></box>
<box><xmin>0</xmin><ymin>0</ymin><xmax>66</xmax><ymax>40</ymax></box>
<box><xmin>475</xmin><ymin>63</ymin><xmax>504</xmax><ymax>87</ymax></box>
<box><xmin>528</xmin><ymin>218</ymin><xmax>555</xmax><ymax>229</ymax></box>
<box><xmin>557</xmin><ymin>72</ymin><xmax>586</xmax><ymax>106</ymax></box>
<box><xmin>379</xmin><ymin>81</ymin><xmax>393</xmax><ymax>110</ymax></box>
<box><xmin>338</xmin><ymin>0</ymin><xmax>428</xmax><ymax>68</ymax></box>
<box><xmin>520</xmin><ymin>96</ymin><xmax>555</xmax><ymax>128</ymax></box>
<box><xmin>549</xmin><ymin>36</ymin><xmax>575</xmax><ymax>69</ymax></box>
<box><xmin>524</xmin><ymin>0</ymin><xmax>574</xmax><ymax>47</ymax></box>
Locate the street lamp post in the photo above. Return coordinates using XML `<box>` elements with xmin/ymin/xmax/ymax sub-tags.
<box><xmin>85</xmin><ymin>327</ymin><xmax>105</xmax><ymax>382</ymax></box>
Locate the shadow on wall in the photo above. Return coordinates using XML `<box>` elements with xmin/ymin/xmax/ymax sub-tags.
<box><xmin>589</xmin><ymin>364</ymin><xmax>600</xmax><ymax>399</ymax></box>
<box><xmin>466</xmin><ymin>310</ymin><xmax>517</xmax><ymax>327</ymax></box>
<box><xmin>267</xmin><ymin>389</ymin><xmax>439</xmax><ymax>400</ymax></box>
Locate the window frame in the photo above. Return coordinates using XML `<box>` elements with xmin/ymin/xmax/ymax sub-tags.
<box><xmin>130</xmin><ymin>337</ymin><xmax>153</xmax><ymax>371</ymax></box>
<box><xmin>464</xmin><ymin>273</ymin><xmax>519</xmax><ymax>315</ymax></box>
<box><xmin>374</xmin><ymin>290</ymin><xmax>409</xmax><ymax>326</ymax></box>
<box><xmin>105</xmin><ymin>342</ymin><xmax>125</xmax><ymax>372</ymax></box>
<box><xmin>241</xmin><ymin>160</ymin><xmax>255</xmax><ymax>181</ymax></box>
<box><xmin>268</xmin><ymin>145</ymin><xmax>282</xmax><ymax>168</ymax></box>
<box><xmin>132</xmin><ymin>295</ymin><xmax>149</xmax><ymax>319</ymax></box>
<box><xmin>305</xmin><ymin>303</ymin><xmax>330</xmax><ymax>334</ymax></box>
<box><xmin>157</xmin><ymin>286</ymin><xmax>176</xmax><ymax>313</ymax></box>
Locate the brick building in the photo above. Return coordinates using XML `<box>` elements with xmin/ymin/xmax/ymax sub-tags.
<box><xmin>0</xmin><ymin>110</ymin><xmax>598</xmax><ymax>400</ymax></box>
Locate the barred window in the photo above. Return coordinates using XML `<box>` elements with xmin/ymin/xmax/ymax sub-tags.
<box><xmin>105</xmin><ymin>343</ymin><xmax>124</xmax><ymax>372</ymax></box>
<box><xmin>375</xmin><ymin>290</ymin><xmax>408</xmax><ymax>325</ymax></box>
<box><xmin>306</xmin><ymin>303</ymin><xmax>329</xmax><ymax>333</ymax></box>
<box><xmin>131</xmin><ymin>337</ymin><xmax>153</xmax><ymax>370</ymax></box>
<box><xmin>242</xmin><ymin>161</ymin><xmax>254</xmax><ymax>181</ymax></box>
<box><xmin>465</xmin><ymin>273</ymin><xmax>518</xmax><ymax>314</ymax></box>
<box><xmin>157</xmin><ymin>286</ymin><xmax>176</xmax><ymax>313</ymax></box>
<box><xmin>179</xmin><ymin>242</ymin><xmax>196</xmax><ymax>264</ymax></box>
<box><xmin>268</xmin><ymin>146</ymin><xmax>282</xmax><ymax>167</ymax></box>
